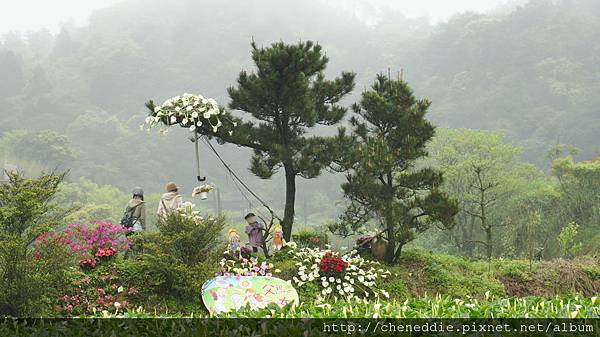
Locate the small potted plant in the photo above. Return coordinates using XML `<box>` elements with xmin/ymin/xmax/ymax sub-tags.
<box><xmin>192</xmin><ymin>184</ymin><xmax>214</xmax><ymax>200</ymax></box>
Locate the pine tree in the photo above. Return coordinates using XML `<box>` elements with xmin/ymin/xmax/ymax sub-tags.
<box><xmin>177</xmin><ymin>41</ymin><xmax>354</xmax><ymax>240</ymax></box>
<box><xmin>330</xmin><ymin>74</ymin><xmax>458</xmax><ymax>263</ymax></box>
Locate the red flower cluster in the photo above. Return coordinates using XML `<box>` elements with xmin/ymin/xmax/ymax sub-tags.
<box><xmin>320</xmin><ymin>252</ymin><xmax>348</xmax><ymax>275</ymax></box>
<box><xmin>79</xmin><ymin>258</ymin><xmax>97</xmax><ymax>270</ymax></box>
<box><xmin>95</xmin><ymin>246</ymin><xmax>117</xmax><ymax>258</ymax></box>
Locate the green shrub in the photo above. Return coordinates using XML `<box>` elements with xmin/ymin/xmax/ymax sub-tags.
<box><xmin>115</xmin><ymin>237</ymin><xmax>220</xmax><ymax>302</ymax></box>
<box><xmin>380</xmin><ymin>277</ymin><xmax>408</xmax><ymax>299</ymax></box>
<box><xmin>155</xmin><ymin>209</ymin><xmax>224</xmax><ymax>265</ymax></box>
<box><xmin>0</xmin><ymin>232</ymin><xmax>71</xmax><ymax>316</ymax></box>
<box><xmin>424</xmin><ymin>262</ymin><xmax>452</xmax><ymax>289</ymax></box>
<box><xmin>292</xmin><ymin>229</ymin><xmax>328</xmax><ymax>249</ymax></box>
<box><xmin>0</xmin><ymin>170</ymin><xmax>69</xmax><ymax>237</ymax></box>
<box><xmin>497</xmin><ymin>261</ymin><xmax>532</xmax><ymax>281</ymax></box>
<box><xmin>558</xmin><ymin>222</ymin><xmax>583</xmax><ymax>258</ymax></box>
<box><xmin>0</xmin><ymin>171</ymin><xmax>72</xmax><ymax>316</ymax></box>
<box><xmin>272</xmin><ymin>259</ymin><xmax>298</xmax><ymax>280</ymax></box>
<box><xmin>583</xmin><ymin>265</ymin><xmax>600</xmax><ymax>280</ymax></box>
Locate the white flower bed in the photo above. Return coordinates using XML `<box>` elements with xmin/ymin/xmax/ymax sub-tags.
<box><xmin>290</xmin><ymin>247</ymin><xmax>391</xmax><ymax>301</ymax></box>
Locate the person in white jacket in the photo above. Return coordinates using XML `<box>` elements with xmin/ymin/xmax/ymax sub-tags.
<box><xmin>157</xmin><ymin>182</ymin><xmax>183</xmax><ymax>217</ymax></box>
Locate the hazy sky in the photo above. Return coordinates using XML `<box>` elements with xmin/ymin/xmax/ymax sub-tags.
<box><xmin>0</xmin><ymin>0</ymin><xmax>516</xmax><ymax>35</ymax></box>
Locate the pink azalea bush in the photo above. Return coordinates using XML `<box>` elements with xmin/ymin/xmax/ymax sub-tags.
<box><xmin>34</xmin><ymin>221</ymin><xmax>131</xmax><ymax>271</ymax></box>
<box><xmin>62</xmin><ymin>221</ymin><xmax>131</xmax><ymax>257</ymax></box>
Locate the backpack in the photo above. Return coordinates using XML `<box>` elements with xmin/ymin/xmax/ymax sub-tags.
<box><xmin>120</xmin><ymin>204</ymin><xmax>140</xmax><ymax>228</ymax></box>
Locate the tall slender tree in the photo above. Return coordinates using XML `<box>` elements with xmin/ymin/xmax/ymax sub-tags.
<box><xmin>330</xmin><ymin>74</ymin><xmax>458</xmax><ymax>263</ymax></box>
<box><xmin>147</xmin><ymin>41</ymin><xmax>355</xmax><ymax>240</ymax></box>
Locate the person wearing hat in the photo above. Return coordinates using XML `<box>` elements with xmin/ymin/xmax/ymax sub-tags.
<box><xmin>157</xmin><ymin>182</ymin><xmax>183</xmax><ymax>217</ymax></box>
<box><xmin>123</xmin><ymin>187</ymin><xmax>146</xmax><ymax>232</ymax></box>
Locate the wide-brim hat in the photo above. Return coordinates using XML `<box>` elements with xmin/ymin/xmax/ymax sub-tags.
<box><xmin>165</xmin><ymin>182</ymin><xmax>178</xmax><ymax>192</ymax></box>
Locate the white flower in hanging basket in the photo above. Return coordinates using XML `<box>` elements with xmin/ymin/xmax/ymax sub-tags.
<box><xmin>143</xmin><ymin>93</ymin><xmax>228</xmax><ymax>134</ymax></box>
<box><xmin>192</xmin><ymin>184</ymin><xmax>214</xmax><ymax>200</ymax></box>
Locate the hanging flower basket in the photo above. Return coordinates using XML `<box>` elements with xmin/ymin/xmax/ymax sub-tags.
<box><xmin>192</xmin><ymin>184</ymin><xmax>214</xmax><ymax>200</ymax></box>
<box><xmin>142</xmin><ymin>93</ymin><xmax>233</xmax><ymax>135</ymax></box>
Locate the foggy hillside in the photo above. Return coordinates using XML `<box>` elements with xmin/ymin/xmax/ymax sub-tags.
<box><xmin>0</xmin><ymin>0</ymin><xmax>599</xmax><ymax>219</ymax></box>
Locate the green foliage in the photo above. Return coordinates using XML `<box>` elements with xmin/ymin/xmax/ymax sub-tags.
<box><xmin>418</xmin><ymin>128</ymin><xmax>585</xmax><ymax>260</ymax></box>
<box><xmin>497</xmin><ymin>262</ymin><xmax>532</xmax><ymax>281</ymax></box>
<box><xmin>0</xmin><ymin>233</ymin><xmax>36</xmax><ymax>316</ymax></box>
<box><xmin>558</xmin><ymin>222</ymin><xmax>583</xmax><ymax>258</ymax></box>
<box><xmin>552</xmin><ymin>157</ymin><xmax>600</xmax><ymax>254</ymax></box>
<box><xmin>582</xmin><ymin>266</ymin><xmax>600</xmax><ymax>281</ymax></box>
<box><xmin>396</xmin><ymin>249</ymin><xmax>505</xmax><ymax>299</ymax></box>
<box><xmin>0</xmin><ymin>130</ymin><xmax>75</xmax><ymax>167</ymax></box>
<box><xmin>379</xmin><ymin>277</ymin><xmax>408</xmax><ymax>299</ymax></box>
<box><xmin>1</xmin><ymin>0</ymin><xmax>600</xmax><ymax>225</ymax></box>
<box><xmin>0</xmin><ymin>226</ymin><xmax>72</xmax><ymax>316</ymax></box>
<box><xmin>154</xmin><ymin>211</ymin><xmax>225</xmax><ymax>266</ymax></box>
<box><xmin>291</xmin><ymin>229</ymin><xmax>329</xmax><ymax>249</ymax></box>
<box><xmin>0</xmin><ymin>171</ymin><xmax>75</xmax><ymax>316</ymax></box>
<box><xmin>0</xmin><ymin>170</ymin><xmax>68</xmax><ymax>237</ymax></box>
<box><xmin>330</xmin><ymin>75</ymin><xmax>458</xmax><ymax>263</ymax></box>
<box><xmin>54</xmin><ymin>177</ymin><xmax>131</xmax><ymax>223</ymax></box>
<box><xmin>112</xmin><ymin>252</ymin><xmax>217</xmax><ymax>305</ymax></box>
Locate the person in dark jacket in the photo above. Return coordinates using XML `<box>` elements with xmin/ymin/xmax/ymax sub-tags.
<box><xmin>125</xmin><ymin>187</ymin><xmax>146</xmax><ymax>232</ymax></box>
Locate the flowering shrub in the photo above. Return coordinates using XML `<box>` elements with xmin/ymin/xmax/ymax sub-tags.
<box><xmin>60</xmin><ymin>269</ymin><xmax>140</xmax><ymax>315</ymax></box>
<box><xmin>177</xmin><ymin>202</ymin><xmax>212</xmax><ymax>223</ymax></box>
<box><xmin>34</xmin><ymin>221</ymin><xmax>131</xmax><ymax>272</ymax></box>
<box><xmin>95</xmin><ymin>246</ymin><xmax>117</xmax><ymax>260</ymax></box>
<box><xmin>291</xmin><ymin>248</ymin><xmax>391</xmax><ymax>300</ymax></box>
<box><xmin>61</xmin><ymin>221</ymin><xmax>131</xmax><ymax>258</ymax></box>
<box><xmin>79</xmin><ymin>258</ymin><xmax>97</xmax><ymax>271</ymax></box>
<box><xmin>144</xmin><ymin>93</ymin><xmax>232</xmax><ymax>135</ymax></box>
<box><xmin>218</xmin><ymin>257</ymin><xmax>279</xmax><ymax>278</ymax></box>
<box><xmin>33</xmin><ymin>231</ymin><xmax>71</xmax><ymax>261</ymax></box>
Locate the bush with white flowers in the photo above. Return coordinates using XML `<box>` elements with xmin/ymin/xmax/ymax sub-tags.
<box><xmin>143</xmin><ymin>93</ymin><xmax>234</xmax><ymax>135</ymax></box>
<box><xmin>290</xmin><ymin>247</ymin><xmax>391</xmax><ymax>301</ymax></box>
<box><xmin>178</xmin><ymin>201</ymin><xmax>216</xmax><ymax>224</ymax></box>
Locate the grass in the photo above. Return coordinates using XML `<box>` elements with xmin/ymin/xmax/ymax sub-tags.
<box><xmin>377</xmin><ymin>249</ymin><xmax>600</xmax><ymax>299</ymax></box>
<box><xmin>133</xmin><ymin>248</ymin><xmax>598</xmax><ymax>314</ymax></box>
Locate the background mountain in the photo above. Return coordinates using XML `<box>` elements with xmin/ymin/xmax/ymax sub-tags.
<box><xmin>0</xmin><ymin>0</ymin><xmax>598</xmax><ymax>224</ymax></box>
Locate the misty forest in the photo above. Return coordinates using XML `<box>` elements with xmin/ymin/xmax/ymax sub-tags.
<box><xmin>0</xmin><ymin>0</ymin><xmax>598</xmax><ymax>321</ymax></box>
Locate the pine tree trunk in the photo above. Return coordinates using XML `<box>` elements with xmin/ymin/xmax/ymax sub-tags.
<box><xmin>384</xmin><ymin>222</ymin><xmax>395</xmax><ymax>263</ymax></box>
<box><xmin>282</xmin><ymin>164</ymin><xmax>296</xmax><ymax>242</ymax></box>
<box><xmin>392</xmin><ymin>243</ymin><xmax>404</xmax><ymax>263</ymax></box>
<box><xmin>486</xmin><ymin>225</ymin><xmax>492</xmax><ymax>267</ymax></box>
